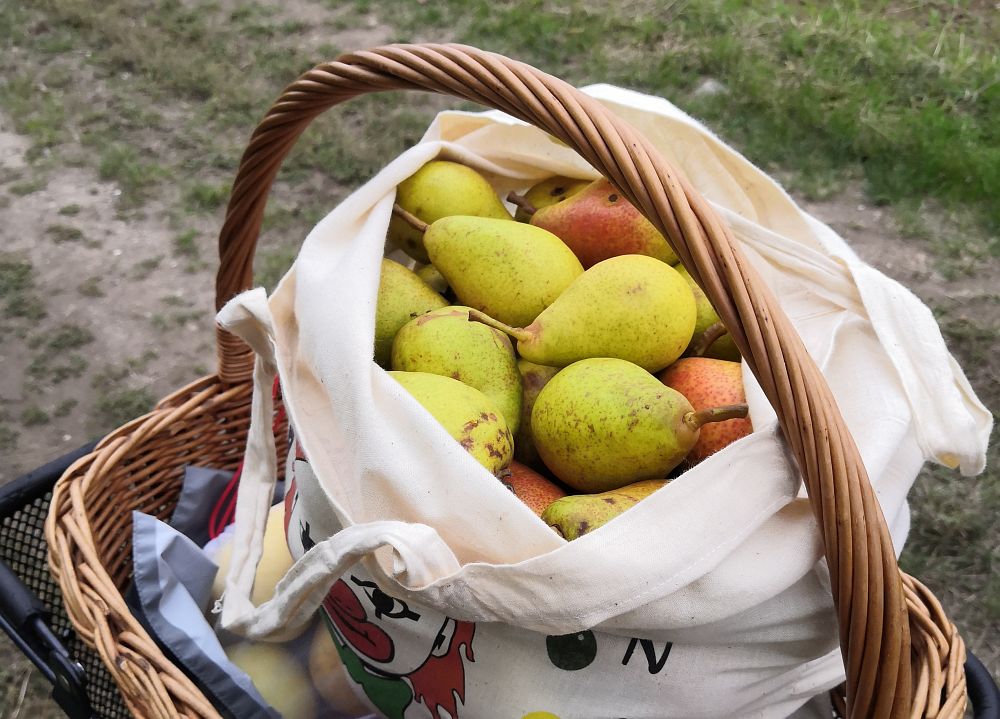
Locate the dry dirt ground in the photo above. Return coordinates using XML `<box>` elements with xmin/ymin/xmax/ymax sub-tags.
<box><xmin>2</xmin><ymin>119</ymin><xmax>997</xmax><ymax>715</ymax></box>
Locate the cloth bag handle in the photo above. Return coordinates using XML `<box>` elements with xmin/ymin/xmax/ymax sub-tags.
<box><xmin>210</xmin><ymin>44</ymin><xmax>946</xmax><ymax>717</ymax></box>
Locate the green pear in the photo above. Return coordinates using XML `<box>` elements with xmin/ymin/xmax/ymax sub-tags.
<box><xmin>511</xmin><ymin>176</ymin><xmax>590</xmax><ymax>222</ymax></box>
<box><xmin>374</xmin><ymin>258</ymin><xmax>447</xmax><ymax>368</ymax></box>
<box><xmin>514</xmin><ymin>359</ymin><xmax>561</xmax><ymax>468</ymax></box>
<box><xmin>541</xmin><ymin>479</ymin><xmax>668</xmax><ymax>540</ymax></box>
<box><xmin>389</xmin><ymin>371</ymin><xmax>513</xmax><ymax>475</ymax></box>
<box><xmin>423</xmin><ymin>215</ymin><xmax>584</xmax><ymax>328</ymax></box>
<box><xmin>529</xmin><ymin>179</ymin><xmax>679</xmax><ymax>268</ymax></box>
<box><xmin>471</xmin><ymin>255</ymin><xmax>696</xmax><ymax>373</ymax></box>
<box><xmin>531</xmin><ymin>358</ymin><xmax>747</xmax><ymax>492</ymax></box>
<box><xmin>675</xmin><ymin>265</ymin><xmax>740</xmax><ymax>361</ymax></box>
<box><xmin>391</xmin><ymin>306</ymin><xmax>522</xmax><ymax>435</ymax></box>
<box><xmin>388</xmin><ymin>160</ymin><xmax>512</xmax><ymax>263</ymax></box>
<box><xmin>415</xmin><ymin>263</ymin><xmax>450</xmax><ymax>295</ymax></box>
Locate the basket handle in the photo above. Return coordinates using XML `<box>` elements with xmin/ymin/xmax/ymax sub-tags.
<box><xmin>214</xmin><ymin>44</ymin><xmax>910</xmax><ymax>717</ymax></box>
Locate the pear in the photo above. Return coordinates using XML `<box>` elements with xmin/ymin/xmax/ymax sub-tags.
<box><xmin>514</xmin><ymin>359</ymin><xmax>561</xmax><ymax>468</ymax></box>
<box><xmin>390</xmin><ymin>370</ymin><xmax>513</xmax><ymax>475</ymax></box>
<box><xmin>391</xmin><ymin>306</ymin><xmax>522</xmax><ymax>434</ymax></box>
<box><xmin>422</xmin><ymin>215</ymin><xmax>584</xmax><ymax>328</ymax></box>
<box><xmin>659</xmin><ymin>357</ymin><xmax>753</xmax><ymax>465</ymax></box>
<box><xmin>529</xmin><ymin>178</ymin><xmax>679</xmax><ymax>268</ymax></box>
<box><xmin>675</xmin><ymin>265</ymin><xmax>741</xmax><ymax>361</ymax></box>
<box><xmin>499</xmin><ymin>461</ymin><xmax>567</xmax><ymax>517</ymax></box>
<box><xmin>510</xmin><ymin>176</ymin><xmax>590</xmax><ymax>222</ymax></box>
<box><xmin>415</xmin><ymin>263</ymin><xmax>450</xmax><ymax>295</ymax></box>
<box><xmin>531</xmin><ymin>358</ymin><xmax>747</xmax><ymax>492</ymax></box>
<box><xmin>542</xmin><ymin>479</ymin><xmax>668</xmax><ymax>540</ymax></box>
<box><xmin>471</xmin><ymin>255</ymin><xmax>696</xmax><ymax>373</ymax></box>
<box><xmin>388</xmin><ymin>160</ymin><xmax>512</xmax><ymax>263</ymax></box>
<box><xmin>374</xmin><ymin>258</ymin><xmax>447</xmax><ymax>368</ymax></box>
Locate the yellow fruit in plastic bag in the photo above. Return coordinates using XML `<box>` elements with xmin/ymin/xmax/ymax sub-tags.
<box><xmin>212</xmin><ymin>504</ymin><xmax>293</xmax><ymax>609</ymax></box>
<box><xmin>227</xmin><ymin>642</ymin><xmax>316</xmax><ymax>719</ymax></box>
<box><xmin>308</xmin><ymin>622</ymin><xmax>370</xmax><ymax>714</ymax></box>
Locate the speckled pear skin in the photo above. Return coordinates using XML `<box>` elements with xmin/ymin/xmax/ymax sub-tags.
<box><xmin>388</xmin><ymin>160</ymin><xmax>512</xmax><ymax>263</ymax></box>
<box><xmin>675</xmin><ymin>265</ymin><xmax>740</xmax><ymax>361</ymax></box>
<box><xmin>389</xmin><ymin>370</ymin><xmax>513</xmax><ymax>475</ymax></box>
<box><xmin>374</xmin><ymin>259</ymin><xmax>447</xmax><ymax>368</ymax></box>
<box><xmin>541</xmin><ymin>479</ymin><xmax>668</xmax><ymax>540</ymax></box>
<box><xmin>659</xmin><ymin>357</ymin><xmax>752</xmax><ymax>465</ymax></box>
<box><xmin>391</xmin><ymin>306</ymin><xmax>523</xmax><ymax>435</ymax></box>
<box><xmin>518</xmin><ymin>255</ymin><xmax>697</xmax><ymax>373</ymax></box>
<box><xmin>425</xmin><ymin>216</ymin><xmax>584</xmax><ymax>328</ymax></box>
<box><xmin>532</xmin><ymin>358</ymin><xmax>697</xmax><ymax>492</ymax></box>
<box><xmin>514</xmin><ymin>176</ymin><xmax>590</xmax><ymax>222</ymax></box>
<box><xmin>514</xmin><ymin>359</ymin><xmax>562</xmax><ymax>468</ymax></box>
<box><xmin>500</xmin><ymin>461</ymin><xmax>567</xmax><ymax>517</ymax></box>
<box><xmin>531</xmin><ymin>179</ymin><xmax>679</xmax><ymax>268</ymax></box>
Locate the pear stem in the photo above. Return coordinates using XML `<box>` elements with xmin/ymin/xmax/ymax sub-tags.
<box><xmin>467</xmin><ymin>309</ymin><xmax>533</xmax><ymax>343</ymax></box>
<box><xmin>506</xmin><ymin>191</ymin><xmax>537</xmax><ymax>217</ymax></box>
<box><xmin>688</xmin><ymin>321</ymin><xmax>728</xmax><ymax>357</ymax></box>
<box><xmin>683</xmin><ymin>403</ymin><xmax>749</xmax><ymax>431</ymax></box>
<box><xmin>392</xmin><ymin>203</ymin><xmax>428</xmax><ymax>233</ymax></box>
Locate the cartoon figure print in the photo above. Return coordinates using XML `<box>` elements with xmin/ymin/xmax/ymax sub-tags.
<box><xmin>317</xmin><ymin>571</ymin><xmax>475</xmax><ymax>719</ymax></box>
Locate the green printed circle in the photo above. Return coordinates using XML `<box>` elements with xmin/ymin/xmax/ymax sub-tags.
<box><xmin>545</xmin><ymin>631</ymin><xmax>597</xmax><ymax>670</ymax></box>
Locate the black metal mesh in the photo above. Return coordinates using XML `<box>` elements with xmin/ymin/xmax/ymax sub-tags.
<box><xmin>0</xmin><ymin>489</ymin><xmax>130</xmax><ymax>718</ymax></box>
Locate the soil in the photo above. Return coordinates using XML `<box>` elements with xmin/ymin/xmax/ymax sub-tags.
<box><xmin>0</xmin><ymin>117</ymin><xmax>218</xmax><ymax>482</ymax></box>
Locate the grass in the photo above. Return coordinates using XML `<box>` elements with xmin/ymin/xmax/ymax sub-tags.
<box><xmin>44</xmin><ymin>223</ymin><xmax>83</xmax><ymax>243</ymax></box>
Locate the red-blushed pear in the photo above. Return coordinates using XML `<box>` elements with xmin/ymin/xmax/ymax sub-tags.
<box><xmin>658</xmin><ymin>357</ymin><xmax>753</xmax><ymax>465</ymax></box>
<box><xmin>509</xmin><ymin>176</ymin><xmax>590</xmax><ymax>222</ymax></box>
<box><xmin>527</xmin><ymin>178</ymin><xmax>679</xmax><ymax>268</ymax></box>
<box><xmin>498</xmin><ymin>461</ymin><xmax>567</xmax><ymax>517</ymax></box>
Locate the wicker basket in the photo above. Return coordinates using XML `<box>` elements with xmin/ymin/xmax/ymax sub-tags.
<box><xmin>44</xmin><ymin>44</ymin><xmax>968</xmax><ymax>718</ymax></box>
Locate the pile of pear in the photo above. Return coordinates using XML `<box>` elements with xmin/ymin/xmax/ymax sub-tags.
<box><xmin>376</xmin><ymin>160</ymin><xmax>752</xmax><ymax>541</ymax></box>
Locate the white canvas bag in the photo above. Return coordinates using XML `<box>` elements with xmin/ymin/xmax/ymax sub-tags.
<box><xmin>214</xmin><ymin>85</ymin><xmax>992</xmax><ymax>718</ymax></box>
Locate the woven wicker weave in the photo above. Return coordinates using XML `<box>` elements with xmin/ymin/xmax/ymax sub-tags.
<box><xmin>45</xmin><ymin>44</ymin><xmax>967</xmax><ymax>718</ymax></box>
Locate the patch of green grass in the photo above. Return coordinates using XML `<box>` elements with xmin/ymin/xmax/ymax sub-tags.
<box><xmin>53</xmin><ymin>398</ymin><xmax>77</xmax><ymax>417</ymax></box>
<box><xmin>27</xmin><ymin>352</ymin><xmax>87</xmax><ymax>384</ymax></box>
<box><xmin>172</xmin><ymin>229</ymin><xmax>200</xmax><ymax>258</ymax></box>
<box><xmin>9</xmin><ymin>176</ymin><xmax>48</xmax><ymax>196</ymax></box>
<box><xmin>98</xmin><ymin>144</ymin><xmax>169</xmax><ymax>209</ymax></box>
<box><xmin>20</xmin><ymin>405</ymin><xmax>50</xmax><ymax>426</ymax></box>
<box><xmin>44</xmin><ymin>223</ymin><xmax>84</xmax><ymax>243</ymax></box>
<box><xmin>0</xmin><ymin>73</ymin><xmax>68</xmax><ymax>158</ymax></box>
<box><xmin>28</xmin><ymin>323</ymin><xmax>94</xmax><ymax>351</ymax></box>
<box><xmin>182</xmin><ymin>181</ymin><xmax>230</xmax><ymax>212</ymax></box>
<box><xmin>76</xmin><ymin>276</ymin><xmax>104</xmax><ymax>297</ymax></box>
<box><xmin>131</xmin><ymin>255</ymin><xmax>162</xmax><ymax>280</ymax></box>
<box><xmin>58</xmin><ymin>202</ymin><xmax>81</xmax><ymax>215</ymax></box>
<box><xmin>357</xmin><ymin>0</ymin><xmax>1000</xmax><ymax>234</ymax></box>
<box><xmin>93</xmin><ymin>387</ymin><xmax>155</xmax><ymax>430</ymax></box>
<box><xmin>0</xmin><ymin>255</ymin><xmax>46</xmax><ymax>321</ymax></box>
<box><xmin>0</xmin><ymin>254</ymin><xmax>33</xmax><ymax>296</ymax></box>
<box><xmin>0</xmin><ymin>423</ymin><xmax>17</xmax><ymax>452</ymax></box>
